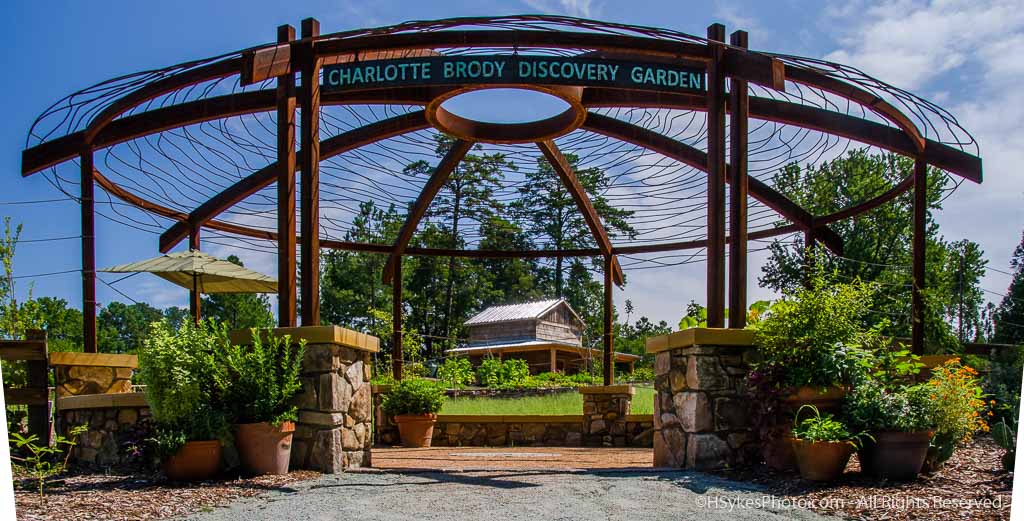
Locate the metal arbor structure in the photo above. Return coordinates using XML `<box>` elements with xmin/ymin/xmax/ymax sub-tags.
<box><xmin>21</xmin><ymin>16</ymin><xmax>982</xmax><ymax>384</ymax></box>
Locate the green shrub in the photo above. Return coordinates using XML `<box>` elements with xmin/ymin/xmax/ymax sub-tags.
<box><xmin>476</xmin><ymin>357</ymin><xmax>503</xmax><ymax>387</ymax></box>
<box><xmin>791</xmin><ymin>405</ymin><xmax>870</xmax><ymax>448</ymax></box>
<box><xmin>219</xmin><ymin>330</ymin><xmax>305</xmax><ymax>426</ymax></box>
<box><xmin>753</xmin><ymin>268</ymin><xmax>877</xmax><ymax>389</ymax></box>
<box><xmin>843</xmin><ymin>381</ymin><xmax>936</xmax><ymax>433</ymax></box>
<box><xmin>138</xmin><ymin>320</ymin><xmax>229</xmax><ymax>452</ymax></box>
<box><xmin>620</xmin><ymin>367</ymin><xmax>655</xmax><ymax>383</ymax></box>
<box><xmin>382</xmin><ymin>378</ymin><xmax>445</xmax><ymax>416</ymax></box>
<box><xmin>437</xmin><ymin>357</ymin><xmax>474</xmax><ymax>388</ymax></box>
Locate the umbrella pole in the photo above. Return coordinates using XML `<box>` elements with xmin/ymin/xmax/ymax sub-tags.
<box><xmin>190</xmin><ymin>273</ymin><xmax>201</xmax><ymax>325</ymax></box>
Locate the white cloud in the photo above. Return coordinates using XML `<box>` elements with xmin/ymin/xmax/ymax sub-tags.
<box><xmin>521</xmin><ymin>0</ymin><xmax>601</xmax><ymax>18</ymax></box>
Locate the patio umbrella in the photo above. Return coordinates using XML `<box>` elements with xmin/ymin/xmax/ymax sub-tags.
<box><xmin>100</xmin><ymin>250</ymin><xmax>277</xmax><ymax>323</ymax></box>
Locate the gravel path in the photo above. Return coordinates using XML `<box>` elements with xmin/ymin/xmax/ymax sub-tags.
<box><xmin>186</xmin><ymin>469</ymin><xmax>840</xmax><ymax>521</ymax></box>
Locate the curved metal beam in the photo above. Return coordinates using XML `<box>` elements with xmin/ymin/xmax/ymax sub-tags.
<box><xmin>536</xmin><ymin>140</ymin><xmax>624</xmax><ymax>286</ymax></box>
<box><xmin>582</xmin><ymin>111</ymin><xmax>844</xmax><ymax>255</ymax></box>
<box><xmin>159</xmin><ymin>110</ymin><xmax>430</xmax><ymax>252</ymax></box>
<box><xmin>381</xmin><ymin>139</ymin><xmax>474</xmax><ymax>284</ymax></box>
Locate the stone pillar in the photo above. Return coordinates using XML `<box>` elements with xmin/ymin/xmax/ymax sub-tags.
<box><xmin>230</xmin><ymin>326</ymin><xmax>379</xmax><ymax>473</ymax></box>
<box><xmin>51</xmin><ymin>353</ymin><xmax>137</xmax><ymax>397</ymax></box>
<box><xmin>648</xmin><ymin>328</ymin><xmax>758</xmax><ymax>470</ymax></box>
<box><xmin>580</xmin><ymin>385</ymin><xmax>634</xmax><ymax>447</ymax></box>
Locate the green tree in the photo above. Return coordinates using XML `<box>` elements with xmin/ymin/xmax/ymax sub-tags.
<box><xmin>476</xmin><ymin>216</ymin><xmax>543</xmax><ymax>306</ymax></box>
<box><xmin>994</xmin><ymin>231</ymin><xmax>1024</xmax><ymax>345</ymax></box>
<box><xmin>405</xmin><ymin>135</ymin><xmax>514</xmax><ymax>348</ymax></box>
<box><xmin>98</xmin><ymin>301</ymin><xmax>164</xmax><ymax>354</ymax></box>
<box><xmin>33</xmin><ymin>297</ymin><xmax>82</xmax><ymax>352</ymax></box>
<box><xmin>759</xmin><ymin>149</ymin><xmax>985</xmax><ymax>350</ymax></box>
<box><xmin>198</xmin><ymin>255</ymin><xmax>273</xmax><ymax>331</ymax></box>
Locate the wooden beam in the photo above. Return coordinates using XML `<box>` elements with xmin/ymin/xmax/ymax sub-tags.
<box><xmin>603</xmin><ymin>254</ymin><xmax>614</xmax><ymax>385</ymax></box>
<box><xmin>728</xmin><ymin>30</ymin><xmax>749</xmax><ymax>329</ymax></box>
<box><xmin>706</xmin><ymin>23</ymin><xmax>727</xmax><ymax>328</ymax></box>
<box><xmin>535</xmin><ymin>140</ymin><xmax>624</xmax><ymax>286</ymax></box>
<box><xmin>0</xmin><ymin>341</ymin><xmax>47</xmax><ymax>361</ymax></box>
<box><xmin>912</xmin><ymin>158</ymin><xmax>927</xmax><ymax>355</ymax></box>
<box><xmin>382</xmin><ymin>139</ymin><xmax>474</xmax><ymax>284</ymax></box>
<box><xmin>299</xmin><ymin>18</ymin><xmax>321</xmax><ymax>326</ymax></box>
<box><xmin>392</xmin><ymin>254</ymin><xmax>403</xmax><ymax>380</ymax></box>
<box><xmin>188</xmin><ymin>227</ymin><xmax>201</xmax><ymax>324</ymax></box>
<box><xmin>3</xmin><ymin>387</ymin><xmax>48</xmax><ymax>406</ymax></box>
<box><xmin>277</xmin><ymin>24</ymin><xmax>298</xmax><ymax>328</ymax></box>
<box><xmin>81</xmin><ymin>148</ymin><xmax>97</xmax><ymax>353</ymax></box>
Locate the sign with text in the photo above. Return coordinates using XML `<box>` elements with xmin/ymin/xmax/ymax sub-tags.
<box><xmin>322</xmin><ymin>55</ymin><xmax>705</xmax><ymax>93</ymax></box>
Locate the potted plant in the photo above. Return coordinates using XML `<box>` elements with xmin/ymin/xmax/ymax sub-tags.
<box><xmin>139</xmin><ymin>320</ymin><xmax>230</xmax><ymax>481</ymax></box>
<box><xmin>382</xmin><ymin>378</ymin><xmax>445</xmax><ymax>447</ymax></box>
<box><xmin>219</xmin><ymin>330</ymin><xmax>306</xmax><ymax>475</ymax></box>
<box><xmin>920</xmin><ymin>359</ymin><xmax>987</xmax><ymax>473</ymax></box>
<box><xmin>790</xmin><ymin>405</ymin><xmax>871</xmax><ymax>481</ymax></box>
<box><xmin>844</xmin><ymin>381</ymin><xmax>936</xmax><ymax>480</ymax></box>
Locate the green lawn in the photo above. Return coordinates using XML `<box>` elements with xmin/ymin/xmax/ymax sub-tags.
<box><xmin>439</xmin><ymin>386</ymin><xmax>655</xmax><ymax>415</ymax></box>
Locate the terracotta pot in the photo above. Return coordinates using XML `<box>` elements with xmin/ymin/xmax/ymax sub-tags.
<box><xmin>858</xmin><ymin>431</ymin><xmax>933</xmax><ymax>480</ymax></box>
<box><xmin>791</xmin><ymin>438</ymin><xmax>855</xmax><ymax>481</ymax></box>
<box><xmin>763</xmin><ymin>434</ymin><xmax>797</xmax><ymax>472</ymax></box>
<box><xmin>236</xmin><ymin>421</ymin><xmax>295</xmax><ymax>475</ymax></box>
<box><xmin>780</xmin><ymin>386</ymin><xmax>847</xmax><ymax>414</ymax></box>
<box><xmin>394</xmin><ymin>413</ymin><xmax>437</xmax><ymax>448</ymax></box>
<box><xmin>162</xmin><ymin>440</ymin><xmax>222</xmax><ymax>481</ymax></box>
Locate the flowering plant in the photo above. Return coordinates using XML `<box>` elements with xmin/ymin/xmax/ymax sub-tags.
<box><xmin>924</xmin><ymin>359</ymin><xmax>988</xmax><ymax>468</ymax></box>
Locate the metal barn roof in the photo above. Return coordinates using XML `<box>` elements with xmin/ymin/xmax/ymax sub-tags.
<box><xmin>463</xmin><ymin>299</ymin><xmax>582</xmax><ymax>327</ymax></box>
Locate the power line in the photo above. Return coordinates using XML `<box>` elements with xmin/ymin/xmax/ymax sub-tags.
<box><xmin>12</xmin><ymin>268</ymin><xmax>80</xmax><ymax>279</ymax></box>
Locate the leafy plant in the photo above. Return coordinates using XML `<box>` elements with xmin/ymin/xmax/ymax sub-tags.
<box><xmin>843</xmin><ymin>381</ymin><xmax>937</xmax><ymax>433</ymax></box>
<box><xmin>138</xmin><ymin>320</ymin><xmax>229</xmax><ymax>449</ymax></box>
<box><xmin>753</xmin><ymin>265</ymin><xmax>877</xmax><ymax>389</ymax></box>
<box><xmin>382</xmin><ymin>378</ymin><xmax>445</xmax><ymax>416</ymax></box>
<box><xmin>10</xmin><ymin>424</ymin><xmax>87</xmax><ymax>500</ymax></box>
<box><xmin>475</xmin><ymin>357</ymin><xmax>530</xmax><ymax>388</ymax></box>
<box><xmin>791</xmin><ymin>405</ymin><xmax>871</xmax><ymax>448</ymax></box>
<box><xmin>870</xmin><ymin>344</ymin><xmax>924</xmax><ymax>385</ymax></box>
<box><xmin>218</xmin><ymin>330</ymin><xmax>306</xmax><ymax>426</ymax></box>
<box><xmin>437</xmin><ymin>357</ymin><xmax>474</xmax><ymax>388</ymax></box>
<box><xmin>992</xmin><ymin>419</ymin><xmax>1016</xmax><ymax>472</ymax></box>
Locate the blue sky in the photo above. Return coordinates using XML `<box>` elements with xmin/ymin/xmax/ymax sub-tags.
<box><xmin>2</xmin><ymin>0</ymin><xmax>1021</xmax><ymax>327</ymax></box>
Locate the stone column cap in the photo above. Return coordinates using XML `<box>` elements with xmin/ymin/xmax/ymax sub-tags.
<box><xmin>646</xmin><ymin>327</ymin><xmax>755</xmax><ymax>353</ymax></box>
<box><xmin>578</xmin><ymin>384</ymin><xmax>636</xmax><ymax>395</ymax></box>
<box><xmin>50</xmin><ymin>352</ymin><xmax>138</xmax><ymax>368</ymax></box>
<box><xmin>230</xmin><ymin>325</ymin><xmax>379</xmax><ymax>353</ymax></box>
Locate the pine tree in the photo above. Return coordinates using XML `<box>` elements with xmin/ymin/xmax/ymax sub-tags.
<box><xmin>994</xmin><ymin>231</ymin><xmax>1024</xmax><ymax>345</ymax></box>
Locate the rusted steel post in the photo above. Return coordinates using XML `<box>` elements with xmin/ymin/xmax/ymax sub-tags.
<box><xmin>392</xmin><ymin>255</ymin><xmax>404</xmax><ymax>380</ymax></box>
<box><xmin>80</xmin><ymin>148</ymin><xmax>97</xmax><ymax>353</ymax></box>
<box><xmin>728</xmin><ymin>29</ymin><xmax>749</xmax><ymax>329</ymax></box>
<box><xmin>706</xmin><ymin>23</ymin><xmax>727</xmax><ymax>328</ymax></box>
<box><xmin>299</xmin><ymin>17</ymin><xmax>321</xmax><ymax>326</ymax></box>
<box><xmin>277</xmin><ymin>24</ymin><xmax>298</xmax><ymax>328</ymax></box>
<box><xmin>603</xmin><ymin>254</ymin><xmax>614</xmax><ymax>386</ymax></box>
<box><xmin>911</xmin><ymin>158</ymin><xmax>927</xmax><ymax>355</ymax></box>
<box><xmin>189</xmin><ymin>227</ymin><xmax>201</xmax><ymax>324</ymax></box>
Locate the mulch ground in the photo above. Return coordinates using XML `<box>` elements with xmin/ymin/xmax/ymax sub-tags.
<box><xmin>12</xmin><ymin>469</ymin><xmax>320</xmax><ymax>521</ymax></box>
<box><xmin>711</xmin><ymin>436</ymin><xmax>1014</xmax><ymax>520</ymax></box>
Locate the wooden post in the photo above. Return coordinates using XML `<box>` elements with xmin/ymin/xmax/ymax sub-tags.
<box><xmin>727</xmin><ymin>29</ymin><xmax>749</xmax><ymax>329</ymax></box>
<box><xmin>25</xmin><ymin>330</ymin><xmax>49</xmax><ymax>446</ymax></box>
<box><xmin>911</xmin><ymin>158</ymin><xmax>927</xmax><ymax>355</ymax></box>
<box><xmin>550</xmin><ymin>348</ymin><xmax>557</xmax><ymax>373</ymax></box>
<box><xmin>277</xmin><ymin>24</ymin><xmax>298</xmax><ymax>328</ymax></box>
<box><xmin>706</xmin><ymin>23</ymin><xmax>727</xmax><ymax>328</ymax></box>
<box><xmin>603</xmin><ymin>254</ymin><xmax>614</xmax><ymax>386</ymax></box>
<box><xmin>188</xmin><ymin>227</ymin><xmax>201</xmax><ymax>324</ymax></box>
<box><xmin>391</xmin><ymin>255</ymin><xmax>403</xmax><ymax>380</ymax></box>
<box><xmin>80</xmin><ymin>148</ymin><xmax>97</xmax><ymax>353</ymax></box>
<box><xmin>299</xmin><ymin>17</ymin><xmax>321</xmax><ymax>326</ymax></box>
